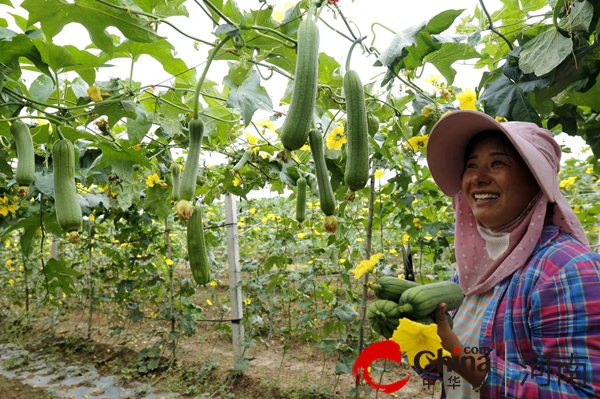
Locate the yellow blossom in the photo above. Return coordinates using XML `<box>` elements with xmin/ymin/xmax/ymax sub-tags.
<box><xmin>245</xmin><ymin>132</ymin><xmax>258</xmax><ymax>145</ymax></box>
<box><xmin>89</xmin><ymin>214</ymin><xmax>95</xmax><ymax>222</ymax></box>
<box><xmin>233</xmin><ymin>176</ymin><xmax>242</xmax><ymax>187</ymax></box>
<box><xmin>413</xmin><ymin>218</ymin><xmax>422</xmax><ymax>228</ymax></box>
<box><xmin>8</xmin><ymin>279</ymin><xmax>14</xmax><ymax>286</ymax></box>
<box><xmin>573</xmin><ymin>205</ymin><xmax>581</xmax><ymax>214</ymax></box>
<box><xmin>146</xmin><ymin>173</ymin><xmax>161</xmax><ymax>188</ymax></box>
<box><xmin>560</xmin><ymin>176</ymin><xmax>577</xmax><ymax>190</ymax></box>
<box><xmin>594</xmin><ymin>226</ymin><xmax>599</xmax><ymax>232</ymax></box>
<box><xmin>407</xmin><ymin>135</ymin><xmax>428</xmax><ymax>151</ymax></box>
<box><xmin>325</xmin><ymin>126</ymin><xmax>347</xmax><ymax>150</ymax></box>
<box><xmin>297</xmin><ymin>233</ymin><xmax>306</xmax><ymax>239</ymax></box>
<box><xmin>424</xmin><ymin>235</ymin><xmax>433</xmax><ymax>241</ymax></box>
<box><xmin>421</xmin><ymin>105</ymin><xmax>434</xmax><ymax>117</ymax></box>
<box><xmin>166</xmin><ymin>259</ymin><xmax>174</xmax><ymax>266</ymax></box>
<box><xmin>586</xmin><ymin>167</ymin><xmax>594</xmax><ymax>174</ymax></box>
<box><xmin>209</xmin><ymin>281</ymin><xmax>217</xmax><ymax>287</ymax></box>
<box><xmin>374</xmin><ymin>170</ymin><xmax>384</xmax><ymax>180</ymax></box>
<box><xmin>244</xmin><ymin>298</ymin><xmax>252</xmax><ymax>305</ymax></box>
<box><xmin>250</xmin><ymin>207</ymin><xmax>257</xmax><ymax>216</ymax></box>
<box><xmin>389</xmin><ymin>248</ymin><xmax>397</xmax><ymax>254</ymax></box>
<box><xmin>350</xmin><ymin>253</ymin><xmax>384</xmax><ymax>279</ymax></box>
<box><xmin>6</xmin><ymin>259</ymin><xmax>12</xmax><ymax>266</ymax></box>
<box><xmin>87</xmin><ymin>86</ymin><xmax>104</xmax><ymax>102</ymax></box>
<box><xmin>390</xmin><ymin>318</ymin><xmax>451</xmax><ymax>368</ymax></box>
<box><xmin>261</xmin><ymin>216</ymin><xmax>268</xmax><ymax>223</ymax></box>
<box><xmin>267</xmin><ymin>213</ymin><xmax>276</xmax><ymax>220</ymax></box>
<box><xmin>257</xmin><ymin>119</ymin><xmax>275</xmax><ymax>131</ymax></box>
<box><xmin>5</xmin><ymin>239</ymin><xmax>10</xmax><ymax>248</ymax></box>
<box><xmin>206</xmin><ymin>299</ymin><xmax>213</xmax><ymax>306</ymax></box>
<box><xmin>339</xmin><ymin>259</ymin><xmax>346</xmax><ymax>264</ymax></box>
<box><xmin>300</xmin><ymin>144</ymin><xmax>311</xmax><ymax>151</ymax></box>
<box><xmin>425</xmin><ymin>73</ymin><xmax>441</xmax><ymax>85</ymax></box>
<box><xmin>398</xmin><ymin>273</ymin><xmax>405</xmax><ymax>279</ymax></box>
<box><xmin>402</xmin><ymin>234</ymin><xmax>410</xmax><ymax>243</ymax></box>
<box><xmin>495</xmin><ymin>116</ymin><xmax>508</xmax><ymax>123</ymax></box>
<box><xmin>456</xmin><ymin>88</ymin><xmax>477</xmax><ymax>110</ymax></box>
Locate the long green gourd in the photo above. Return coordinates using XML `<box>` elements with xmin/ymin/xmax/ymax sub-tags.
<box><xmin>280</xmin><ymin>16</ymin><xmax>320</xmax><ymax>152</ymax></box>
<box><xmin>10</xmin><ymin>120</ymin><xmax>35</xmax><ymax>187</ymax></box>
<box><xmin>396</xmin><ymin>281</ymin><xmax>464</xmax><ymax>318</ymax></box>
<box><xmin>53</xmin><ymin>138</ymin><xmax>83</xmax><ymax>240</ymax></box>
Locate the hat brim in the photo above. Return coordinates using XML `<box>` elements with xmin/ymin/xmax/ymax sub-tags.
<box><xmin>426</xmin><ymin>110</ymin><xmax>557</xmax><ymax>202</ymax></box>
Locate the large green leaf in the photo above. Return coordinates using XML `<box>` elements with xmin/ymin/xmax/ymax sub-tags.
<box><xmin>45</xmin><ymin>258</ymin><xmax>81</xmax><ymax>296</ymax></box>
<box><xmin>28</xmin><ymin>74</ymin><xmax>55</xmax><ymax>103</ymax></box>
<box><xmin>126</xmin><ymin>108</ymin><xmax>152</xmax><ymax>146</ymax></box>
<box><xmin>518</xmin><ymin>28</ymin><xmax>572</xmax><ymax>77</ymax></box>
<box><xmin>113</xmin><ymin>39</ymin><xmax>196</xmax><ymax>86</ymax></box>
<box><xmin>22</xmin><ymin>0</ymin><xmax>162</xmax><ymax>56</ymax></box>
<box><xmin>558</xmin><ymin>0</ymin><xmax>594</xmax><ymax>32</ymax></box>
<box><xmin>425</xmin><ymin>43</ymin><xmax>481</xmax><ymax>85</ymax></box>
<box><xmin>480</xmin><ymin>74</ymin><xmax>542</xmax><ymax>124</ymax></box>
<box><xmin>0</xmin><ymin>33</ymin><xmax>51</xmax><ymax>78</ymax></box>
<box><xmin>91</xmin><ymin>140</ymin><xmax>152</xmax><ymax>181</ymax></box>
<box><xmin>92</xmin><ymin>99</ymin><xmax>138</xmax><ymax>126</ymax></box>
<box><xmin>224</xmin><ymin>69</ymin><xmax>272</xmax><ymax>127</ymax></box>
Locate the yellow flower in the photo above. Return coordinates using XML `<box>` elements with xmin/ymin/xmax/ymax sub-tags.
<box><xmin>425</xmin><ymin>73</ymin><xmax>441</xmax><ymax>85</ymax></box>
<box><xmin>146</xmin><ymin>173</ymin><xmax>161</xmax><ymax>188</ymax></box>
<box><xmin>267</xmin><ymin>213</ymin><xmax>275</xmax><ymax>220</ymax></box>
<box><xmin>87</xmin><ymin>85</ymin><xmax>104</xmax><ymax>102</ymax></box>
<box><xmin>297</xmin><ymin>233</ymin><xmax>306</xmax><ymax>239</ymax></box>
<box><xmin>351</xmin><ymin>253</ymin><xmax>384</xmax><ymax>279</ymax></box>
<box><xmin>326</xmin><ymin>126</ymin><xmax>347</xmax><ymax>150</ymax></box>
<box><xmin>398</xmin><ymin>273</ymin><xmax>405</xmax><ymax>279</ymax></box>
<box><xmin>257</xmin><ymin>119</ymin><xmax>274</xmax><ymax>131</ymax></box>
<box><xmin>573</xmin><ymin>205</ymin><xmax>581</xmax><ymax>214</ymax></box>
<box><xmin>402</xmin><ymin>234</ymin><xmax>410</xmax><ymax>243</ymax></box>
<box><xmin>166</xmin><ymin>259</ymin><xmax>174</xmax><ymax>266</ymax></box>
<box><xmin>374</xmin><ymin>170</ymin><xmax>384</xmax><ymax>180</ymax></box>
<box><xmin>8</xmin><ymin>279</ymin><xmax>14</xmax><ymax>286</ymax></box>
<box><xmin>586</xmin><ymin>167</ymin><xmax>594</xmax><ymax>174</ymax></box>
<box><xmin>206</xmin><ymin>299</ymin><xmax>213</xmax><ymax>306</ymax></box>
<box><xmin>456</xmin><ymin>88</ymin><xmax>477</xmax><ymax>110</ymax></box>
<box><xmin>233</xmin><ymin>176</ymin><xmax>242</xmax><ymax>187</ymax></box>
<box><xmin>245</xmin><ymin>132</ymin><xmax>258</xmax><ymax>145</ymax></box>
<box><xmin>244</xmin><ymin>298</ymin><xmax>252</xmax><ymax>305</ymax></box>
<box><xmin>261</xmin><ymin>216</ymin><xmax>268</xmax><ymax>223</ymax></box>
<box><xmin>209</xmin><ymin>281</ymin><xmax>217</xmax><ymax>287</ymax></box>
<box><xmin>389</xmin><ymin>248</ymin><xmax>397</xmax><ymax>254</ymax></box>
<box><xmin>300</xmin><ymin>144</ymin><xmax>311</xmax><ymax>151</ymax></box>
<box><xmin>339</xmin><ymin>259</ymin><xmax>346</xmax><ymax>264</ymax></box>
<box><xmin>250</xmin><ymin>207</ymin><xmax>257</xmax><ymax>216</ymax></box>
<box><xmin>424</xmin><ymin>235</ymin><xmax>433</xmax><ymax>241</ymax></box>
<box><xmin>495</xmin><ymin>116</ymin><xmax>508</xmax><ymax>123</ymax></box>
<box><xmin>6</xmin><ymin>259</ymin><xmax>12</xmax><ymax>266</ymax></box>
<box><xmin>560</xmin><ymin>176</ymin><xmax>577</xmax><ymax>190</ymax></box>
<box><xmin>413</xmin><ymin>217</ymin><xmax>422</xmax><ymax>228</ymax></box>
<box><xmin>421</xmin><ymin>105</ymin><xmax>434</xmax><ymax>117</ymax></box>
<box><xmin>594</xmin><ymin>226</ymin><xmax>599</xmax><ymax>232</ymax></box>
<box><xmin>407</xmin><ymin>135</ymin><xmax>428</xmax><ymax>151</ymax></box>
<box><xmin>390</xmin><ymin>318</ymin><xmax>452</xmax><ymax>368</ymax></box>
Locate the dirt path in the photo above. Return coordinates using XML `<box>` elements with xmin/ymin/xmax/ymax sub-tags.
<box><xmin>0</xmin><ymin>374</ymin><xmax>59</xmax><ymax>399</ymax></box>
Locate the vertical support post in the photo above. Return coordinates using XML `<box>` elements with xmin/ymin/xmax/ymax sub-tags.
<box><xmin>224</xmin><ymin>193</ymin><xmax>244</xmax><ymax>363</ymax></box>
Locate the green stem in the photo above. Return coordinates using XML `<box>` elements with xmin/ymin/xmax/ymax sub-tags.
<box><xmin>370</xmin><ymin>22</ymin><xmax>396</xmax><ymax>47</ymax></box>
<box><xmin>249</xmin><ymin>25</ymin><xmax>296</xmax><ymax>46</ymax></box>
<box><xmin>54</xmin><ymin>71</ymin><xmax>61</xmax><ymax>109</ymax></box>
<box><xmin>317</xmin><ymin>16</ymin><xmax>353</xmax><ymax>42</ymax></box>
<box><xmin>345</xmin><ymin>36</ymin><xmax>366</xmax><ymax>72</ymax></box>
<box><xmin>203</xmin><ymin>0</ymin><xmax>234</xmax><ymax>26</ymax></box>
<box><xmin>129</xmin><ymin>57</ymin><xmax>135</xmax><ymax>89</ymax></box>
<box><xmin>56</xmin><ymin>124</ymin><xmax>66</xmax><ymax>140</ymax></box>
<box><xmin>194</xmin><ymin>36</ymin><xmax>233</xmax><ymax>119</ymax></box>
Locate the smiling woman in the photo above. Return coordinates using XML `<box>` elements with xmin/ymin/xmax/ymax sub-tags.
<box><xmin>417</xmin><ymin>110</ymin><xmax>600</xmax><ymax>398</ymax></box>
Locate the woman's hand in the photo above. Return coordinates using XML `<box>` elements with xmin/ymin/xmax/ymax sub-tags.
<box><xmin>434</xmin><ymin>303</ymin><xmax>488</xmax><ymax>389</ymax></box>
<box><xmin>434</xmin><ymin>303</ymin><xmax>463</xmax><ymax>354</ymax></box>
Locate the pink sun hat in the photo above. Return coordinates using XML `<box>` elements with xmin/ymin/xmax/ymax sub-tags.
<box><xmin>426</xmin><ymin>110</ymin><xmax>562</xmax><ymax>202</ymax></box>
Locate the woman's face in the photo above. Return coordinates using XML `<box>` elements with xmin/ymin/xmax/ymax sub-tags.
<box><xmin>461</xmin><ymin>136</ymin><xmax>540</xmax><ymax>228</ymax></box>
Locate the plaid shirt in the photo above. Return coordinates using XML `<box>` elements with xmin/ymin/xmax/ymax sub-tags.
<box><xmin>418</xmin><ymin>224</ymin><xmax>600</xmax><ymax>398</ymax></box>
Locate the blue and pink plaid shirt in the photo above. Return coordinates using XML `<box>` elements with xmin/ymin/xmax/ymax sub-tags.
<box><xmin>418</xmin><ymin>224</ymin><xmax>600</xmax><ymax>398</ymax></box>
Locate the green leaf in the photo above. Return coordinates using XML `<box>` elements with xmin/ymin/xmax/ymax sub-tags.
<box><xmin>318</xmin><ymin>53</ymin><xmax>343</xmax><ymax>87</ymax></box>
<box><xmin>28</xmin><ymin>74</ymin><xmax>55</xmax><ymax>104</ymax></box>
<box><xmin>0</xmin><ymin>0</ymin><xmax>13</xmax><ymax>6</ymax></box>
<box><xmin>113</xmin><ymin>39</ymin><xmax>196</xmax><ymax>86</ymax></box>
<box><xmin>92</xmin><ymin>140</ymin><xmax>151</xmax><ymax>181</ymax></box>
<box><xmin>480</xmin><ymin>74</ymin><xmax>542</xmax><ymax>124</ymax></box>
<box><xmin>0</xmin><ymin>33</ymin><xmax>52</xmax><ymax>78</ymax></box>
<box><xmin>425</xmin><ymin>43</ymin><xmax>480</xmax><ymax>85</ymax></box>
<box><xmin>143</xmin><ymin>185</ymin><xmax>171</xmax><ymax>218</ymax></box>
<box><xmin>518</xmin><ymin>28</ymin><xmax>572</xmax><ymax>77</ymax></box>
<box><xmin>558</xmin><ymin>0</ymin><xmax>594</xmax><ymax>32</ymax></box>
<box><xmin>9</xmin><ymin>13</ymin><xmax>29</xmax><ymax>31</ymax></box>
<box><xmin>134</xmin><ymin>0</ymin><xmax>189</xmax><ymax>18</ymax></box>
<box><xmin>22</xmin><ymin>0</ymin><xmax>162</xmax><ymax>56</ymax></box>
<box><xmin>224</xmin><ymin>69</ymin><xmax>273</xmax><ymax>127</ymax></box>
<box><xmin>92</xmin><ymin>99</ymin><xmax>138</xmax><ymax>126</ymax></box>
<box><xmin>333</xmin><ymin>303</ymin><xmax>358</xmax><ymax>323</ymax></box>
<box><xmin>0</xmin><ymin>26</ymin><xmax>17</xmax><ymax>40</ymax></box>
<box><xmin>126</xmin><ymin>111</ymin><xmax>152</xmax><ymax>146</ymax></box>
<box><xmin>45</xmin><ymin>258</ymin><xmax>81</xmax><ymax>296</ymax></box>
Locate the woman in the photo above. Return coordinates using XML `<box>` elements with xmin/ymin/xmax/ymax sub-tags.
<box><xmin>421</xmin><ymin>110</ymin><xmax>600</xmax><ymax>398</ymax></box>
